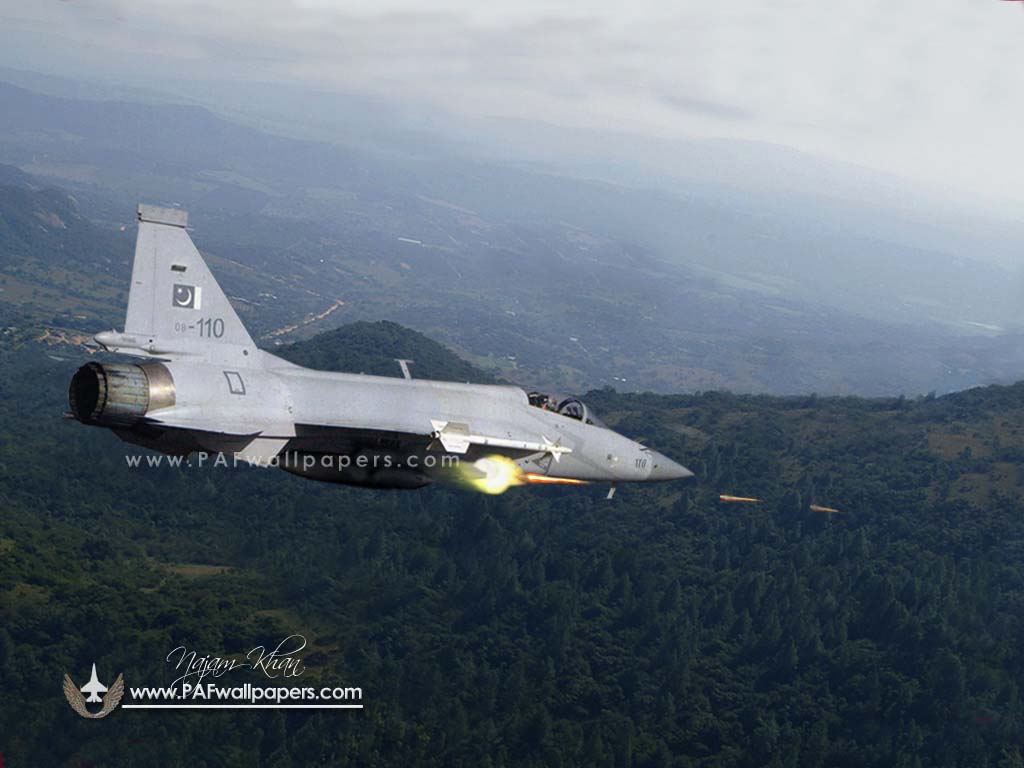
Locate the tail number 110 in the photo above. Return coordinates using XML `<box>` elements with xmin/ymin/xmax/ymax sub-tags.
<box><xmin>198</xmin><ymin>317</ymin><xmax>225</xmax><ymax>338</ymax></box>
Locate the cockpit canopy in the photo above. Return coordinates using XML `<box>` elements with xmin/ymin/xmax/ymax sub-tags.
<box><xmin>527</xmin><ymin>392</ymin><xmax>607</xmax><ymax>428</ymax></box>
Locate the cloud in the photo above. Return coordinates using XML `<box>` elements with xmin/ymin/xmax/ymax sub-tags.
<box><xmin>2</xmin><ymin>0</ymin><xmax>1024</xmax><ymax>205</ymax></box>
<box><xmin>652</xmin><ymin>90</ymin><xmax>753</xmax><ymax>122</ymax></box>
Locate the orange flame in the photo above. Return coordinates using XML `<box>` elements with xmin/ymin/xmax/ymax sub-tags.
<box><xmin>455</xmin><ymin>455</ymin><xmax>525</xmax><ymax>494</ymax></box>
<box><xmin>523</xmin><ymin>473</ymin><xmax>590</xmax><ymax>486</ymax></box>
<box><xmin>809</xmin><ymin>504</ymin><xmax>840</xmax><ymax>514</ymax></box>
<box><xmin>447</xmin><ymin>455</ymin><xmax>591</xmax><ymax>494</ymax></box>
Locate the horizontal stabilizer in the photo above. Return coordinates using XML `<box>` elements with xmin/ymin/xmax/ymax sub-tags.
<box><xmin>235</xmin><ymin>437</ymin><xmax>291</xmax><ymax>466</ymax></box>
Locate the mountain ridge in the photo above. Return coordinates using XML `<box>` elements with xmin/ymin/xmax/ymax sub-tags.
<box><xmin>1</xmin><ymin>320</ymin><xmax>1023</xmax><ymax>765</ymax></box>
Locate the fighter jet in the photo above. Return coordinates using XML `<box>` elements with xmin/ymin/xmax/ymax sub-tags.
<box><xmin>81</xmin><ymin>663</ymin><xmax>108</xmax><ymax>704</ymax></box>
<box><xmin>67</xmin><ymin>205</ymin><xmax>693</xmax><ymax>493</ymax></box>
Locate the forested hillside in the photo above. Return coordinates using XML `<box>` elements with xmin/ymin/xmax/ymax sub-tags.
<box><xmin>0</xmin><ymin>166</ymin><xmax>131</xmax><ymax>333</ymax></box>
<box><xmin>0</xmin><ymin>325</ymin><xmax>1022</xmax><ymax>766</ymax></box>
<box><xmin>276</xmin><ymin>320</ymin><xmax>496</xmax><ymax>383</ymax></box>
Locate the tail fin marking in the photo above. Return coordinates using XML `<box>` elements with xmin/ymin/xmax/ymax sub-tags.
<box><xmin>120</xmin><ymin>204</ymin><xmax>255</xmax><ymax>359</ymax></box>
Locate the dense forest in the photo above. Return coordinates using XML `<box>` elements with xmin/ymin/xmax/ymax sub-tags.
<box><xmin>1</xmin><ymin>322</ymin><xmax>1023</xmax><ymax>767</ymax></box>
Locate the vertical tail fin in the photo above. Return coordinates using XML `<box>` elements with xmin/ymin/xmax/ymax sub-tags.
<box><xmin>98</xmin><ymin>205</ymin><xmax>257</xmax><ymax>364</ymax></box>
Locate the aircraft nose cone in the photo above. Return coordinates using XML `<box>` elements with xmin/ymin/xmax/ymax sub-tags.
<box><xmin>647</xmin><ymin>452</ymin><xmax>694</xmax><ymax>482</ymax></box>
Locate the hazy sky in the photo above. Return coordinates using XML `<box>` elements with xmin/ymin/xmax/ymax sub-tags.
<box><xmin>2</xmin><ymin>0</ymin><xmax>1023</xmax><ymax>205</ymax></box>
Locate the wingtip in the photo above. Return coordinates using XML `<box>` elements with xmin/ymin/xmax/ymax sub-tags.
<box><xmin>137</xmin><ymin>203</ymin><xmax>189</xmax><ymax>228</ymax></box>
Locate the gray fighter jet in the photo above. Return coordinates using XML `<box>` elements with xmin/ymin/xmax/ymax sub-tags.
<box><xmin>67</xmin><ymin>205</ymin><xmax>693</xmax><ymax>493</ymax></box>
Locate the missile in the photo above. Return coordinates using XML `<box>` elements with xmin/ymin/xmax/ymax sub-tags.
<box><xmin>809</xmin><ymin>504</ymin><xmax>840</xmax><ymax>514</ymax></box>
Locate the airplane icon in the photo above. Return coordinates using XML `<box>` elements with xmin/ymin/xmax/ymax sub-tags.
<box><xmin>80</xmin><ymin>663</ymin><xmax>108</xmax><ymax>703</ymax></box>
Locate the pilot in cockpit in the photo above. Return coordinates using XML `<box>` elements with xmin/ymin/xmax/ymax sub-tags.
<box><xmin>527</xmin><ymin>392</ymin><xmax>595</xmax><ymax>424</ymax></box>
<box><xmin>528</xmin><ymin>392</ymin><xmax>555</xmax><ymax>410</ymax></box>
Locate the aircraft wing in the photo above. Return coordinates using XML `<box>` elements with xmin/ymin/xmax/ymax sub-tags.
<box><xmin>142</xmin><ymin>407</ymin><xmax>296</xmax><ymax>464</ymax></box>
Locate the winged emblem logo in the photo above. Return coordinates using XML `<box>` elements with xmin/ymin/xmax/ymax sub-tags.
<box><xmin>63</xmin><ymin>664</ymin><xmax>125</xmax><ymax>719</ymax></box>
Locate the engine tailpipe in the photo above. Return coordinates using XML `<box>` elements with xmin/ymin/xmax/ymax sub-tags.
<box><xmin>68</xmin><ymin>362</ymin><xmax>175</xmax><ymax>426</ymax></box>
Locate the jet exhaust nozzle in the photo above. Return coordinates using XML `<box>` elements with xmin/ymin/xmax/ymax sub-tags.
<box><xmin>68</xmin><ymin>361</ymin><xmax>175</xmax><ymax>426</ymax></box>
